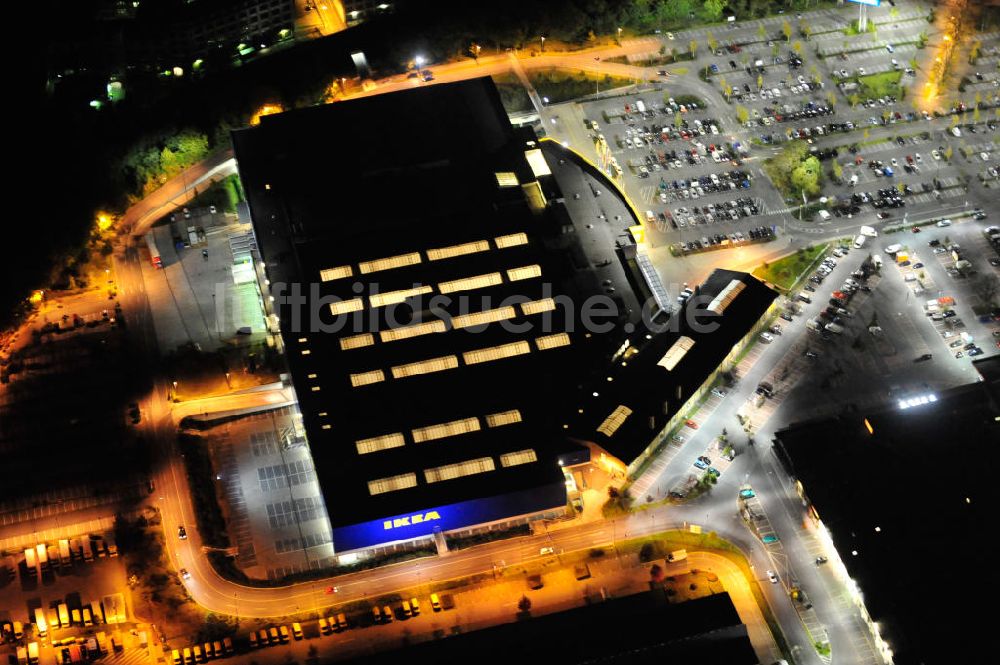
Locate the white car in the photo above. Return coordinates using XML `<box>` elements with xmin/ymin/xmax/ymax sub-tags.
<box><xmin>759</xmin><ymin>331</ymin><xmax>775</xmax><ymax>343</ymax></box>
<box><xmin>981</xmin><ymin>152</ymin><xmax>991</xmax><ymax>161</ymax></box>
<box><xmin>858</xmin><ymin>67</ymin><xmax>866</xmax><ymax>76</ymax></box>
<box><xmin>767</xmin><ymin>570</ymin><xmax>779</xmax><ymax>584</ymax></box>
<box><xmin>884</xmin><ymin>244</ymin><xmax>902</xmax><ymax>254</ymax></box>
<box><xmin>886</xmin><ymin>44</ymin><xmax>894</xmax><ymax>53</ymax></box>
<box><xmin>932</xmin><ymin>150</ymin><xmax>941</xmax><ymax>160</ymax></box>
<box><xmin>666</xmin><ymin>32</ymin><xmax>675</xmax><ymax>40</ymax></box>
<box><xmin>915</xmin><ymin>153</ymin><xmax>922</xmax><ymax>162</ymax></box>
<box><xmin>936</xmin><ymin>219</ymin><xmax>952</xmax><ymax>227</ymax></box>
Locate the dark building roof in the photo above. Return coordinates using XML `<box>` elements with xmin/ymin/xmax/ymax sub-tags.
<box><xmin>342</xmin><ymin>591</ymin><xmax>756</xmax><ymax>665</ymax></box>
<box><xmin>772</xmin><ymin>369</ymin><xmax>1000</xmax><ymax>665</ymax></box>
<box><xmin>568</xmin><ymin>269</ymin><xmax>777</xmax><ymax>464</ymax></box>
<box><xmin>233</xmin><ymin>78</ymin><xmax>637</xmax><ymax>551</ymax></box>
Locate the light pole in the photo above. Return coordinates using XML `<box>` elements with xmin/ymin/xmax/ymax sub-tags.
<box><xmin>471</xmin><ymin>43</ymin><xmax>481</xmax><ymax>64</ymax></box>
<box><xmin>617</xmin><ymin>27</ymin><xmax>623</xmax><ymax>45</ymax></box>
<box><xmin>540</xmin><ymin>36</ymin><xmax>545</xmax><ymax>52</ymax></box>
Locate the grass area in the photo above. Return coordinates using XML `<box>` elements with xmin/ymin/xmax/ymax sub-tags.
<box><xmin>178</xmin><ymin>431</ymin><xmax>230</xmax><ymax>548</ymax></box>
<box><xmin>492</xmin><ymin>73</ymin><xmax>533</xmax><ymax>114</ymax></box>
<box><xmin>753</xmin><ymin>244</ymin><xmax>829</xmax><ymax>291</ymax></box>
<box><xmin>446</xmin><ymin>523</ymin><xmax>531</xmax><ymax>551</ymax></box>
<box><xmin>528</xmin><ymin>69</ymin><xmax>634</xmax><ymax>104</ymax></box>
<box><xmin>857</xmin><ymin>70</ymin><xmax>904</xmax><ymax>99</ymax></box>
<box><xmin>187</xmin><ymin>174</ymin><xmax>245</xmax><ymax>214</ymax></box>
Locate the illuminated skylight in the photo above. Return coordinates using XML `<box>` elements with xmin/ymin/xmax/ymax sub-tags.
<box><xmin>485</xmin><ymin>410</ymin><xmax>522</xmax><ymax>428</ymax></box>
<box><xmin>358</xmin><ymin>252</ymin><xmax>421</xmax><ymax>274</ymax></box>
<box><xmin>452</xmin><ymin>306</ymin><xmax>517</xmax><ymax>329</ymax></box>
<box><xmin>521</xmin><ymin>298</ymin><xmax>556</xmax><ymax>316</ymax></box>
<box><xmin>657</xmin><ymin>336</ymin><xmax>695</xmax><ymax>371</ymax></box>
<box><xmin>339</xmin><ymin>333</ymin><xmax>374</xmax><ymax>350</ymax></box>
<box><xmin>463</xmin><ymin>341</ymin><xmax>531</xmax><ymax>365</ymax></box>
<box><xmin>707</xmin><ymin>280</ymin><xmax>746</xmax><ymax>315</ymax></box>
<box><xmin>380</xmin><ymin>320</ymin><xmax>447</xmax><ymax>343</ymax></box>
<box><xmin>500</xmin><ymin>449</ymin><xmax>538</xmax><ymax>467</ymax></box>
<box><xmin>319</xmin><ymin>265</ymin><xmax>353</xmax><ymax>282</ymax></box>
<box><xmin>506</xmin><ymin>265</ymin><xmax>542</xmax><ymax>282</ymax></box>
<box><xmin>424</xmin><ymin>457</ymin><xmax>495</xmax><ymax>484</ymax></box>
<box><xmin>356</xmin><ymin>433</ymin><xmax>406</xmax><ymax>455</ymax></box>
<box><xmin>369</xmin><ymin>285</ymin><xmax>432</xmax><ymax>308</ymax></box>
<box><xmin>349</xmin><ymin>369</ymin><xmax>385</xmax><ymax>387</ymax></box>
<box><xmin>535</xmin><ymin>333</ymin><xmax>570</xmax><ymax>350</ymax></box>
<box><xmin>329</xmin><ymin>299</ymin><xmax>364</xmax><ymax>316</ymax></box>
<box><xmin>412</xmin><ymin>417</ymin><xmax>481</xmax><ymax>443</ymax></box>
<box><xmin>427</xmin><ymin>240</ymin><xmax>491</xmax><ymax>261</ymax></box>
<box><xmin>391</xmin><ymin>355</ymin><xmax>459</xmax><ymax>379</ymax></box>
<box><xmin>597</xmin><ymin>405</ymin><xmax>632</xmax><ymax>436</ymax></box>
<box><xmin>367</xmin><ymin>472</ymin><xmax>417</xmax><ymax>495</ymax></box>
<box><xmin>438</xmin><ymin>272</ymin><xmax>503</xmax><ymax>295</ymax></box>
<box><xmin>494</xmin><ymin>232</ymin><xmax>529</xmax><ymax>249</ymax></box>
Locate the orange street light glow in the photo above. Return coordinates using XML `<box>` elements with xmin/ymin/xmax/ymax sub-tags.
<box><xmin>250</xmin><ymin>103</ymin><xmax>284</xmax><ymax>126</ymax></box>
<box><xmin>97</xmin><ymin>213</ymin><xmax>114</xmax><ymax>231</ymax></box>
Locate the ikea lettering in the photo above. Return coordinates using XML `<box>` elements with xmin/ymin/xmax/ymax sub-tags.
<box><xmin>384</xmin><ymin>511</ymin><xmax>441</xmax><ymax>530</ymax></box>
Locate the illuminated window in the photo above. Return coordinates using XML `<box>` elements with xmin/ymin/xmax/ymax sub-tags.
<box><xmin>658</xmin><ymin>336</ymin><xmax>695</xmax><ymax>371</ymax></box>
<box><xmin>356</xmin><ymin>432</ymin><xmax>406</xmax><ymax>455</ymax></box>
<box><xmin>301</xmin><ymin>349</ymin><xmax>312</xmax><ymax>356</ymax></box>
<box><xmin>707</xmin><ymin>280</ymin><xmax>746</xmax><ymax>315</ymax></box>
<box><xmin>597</xmin><ymin>405</ymin><xmax>632</xmax><ymax>436</ymax></box>
<box><xmin>412</xmin><ymin>417</ymin><xmax>481</xmax><ymax>443</ymax></box>
<box><xmin>358</xmin><ymin>252</ymin><xmax>422</xmax><ymax>274</ymax></box>
<box><xmin>438</xmin><ymin>272</ymin><xmax>503</xmax><ymax>294</ymax></box>
<box><xmin>350</xmin><ymin>369</ymin><xmax>385</xmax><ymax>387</ymax></box>
<box><xmin>524</xmin><ymin>149</ymin><xmax>552</xmax><ymax>177</ymax></box>
<box><xmin>380</xmin><ymin>320</ymin><xmax>446</xmax><ymax>343</ymax></box>
<box><xmin>452</xmin><ymin>306</ymin><xmax>516</xmax><ymax>329</ymax></box>
<box><xmin>307</xmin><ymin>373</ymin><xmax>318</xmax><ymax>379</ymax></box>
<box><xmin>319</xmin><ymin>265</ymin><xmax>353</xmax><ymax>282</ymax></box>
<box><xmin>521</xmin><ymin>298</ymin><xmax>555</xmax><ymax>316</ymax></box>
<box><xmin>318</xmin><ymin>412</ymin><xmax>328</xmax><ymax>417</ymax></box>
<box><xmin>427</xmin><ymin>240</ymin><xmax>491</xmax><ymax>261</ymax></box>
<box><xmin>494</xmin><ymin>232</ymin><xmax>528</xmax><ymax>249</ymax></box>
<box><xmin>339</xmin><ymin>333</ymin><xmax>374</xmax><ymax>350</ymax></box>
<box><xmin>297</xmin><ymin>337</ymin><xmax>307</xmax><ymax>343</ymax></box>
<box><xmin>368</xmin><ymin>472</ymin><xmax>418</xmax><ymax>495</ymax></box>
<box><xmin>500</xmin><ymin>449</ymin><xmax>538</xmax><ymax>467</ymax></box>
<box><xmin>310</xmin><ymin>386</ymin><xmax>321</xmax><ymax>392</ymax></box>
<box><xmin>495</xmin><ymin>172</ymin><xmax>519</xmax><ymax>187</ymax></box>
<box><xmin>424</xmin><ymin>457</ymin><xmax>495</xmax><ymax>484</ymax></box>
<box><xmin>486</xmin><ymin>410</ymin><xmax>522</xmax><ymax>428</ymax></box>
<box><xmin>506</xmin><ymin>265</ymin><xmax>542</xmax><ymax>282</ymax></box>
<box><xmin>535</xmin><ymin>333</ymin><xmax>570</xmax><ymax>350</ymax></box>
<box><xmin>321</xmin><ymin>424</ymin><xmax>332</xmax><ymax>430</ymax></box>
<box><xmin>329</xmin><ymin>299</ymin><xmax>363</xmax><ymax>316</ymax></box>
<box><xmin>369</xmin><ymin>285</ymin><xmax>432</xmax><ymax>308</ymax></box>
<box><xmin>463</xmin><ymin>341</ymin><xmax>531</xmax><ymax>366</ymax></box>
<box><xmin>391</xmin><ymin>355</ymin><xmax>458</xmax><ymax>379</ymax></box>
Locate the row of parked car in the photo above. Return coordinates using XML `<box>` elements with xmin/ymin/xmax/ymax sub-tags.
<box><xmin>670</xmin><ymin>197</ymin><xmax>762</xmax><ymax>227</ymax></box>
<box><xmin>171</xmin><ymin>638</ymin><xmax>235</xmax><ymax>665</ymax></box>
<box><xmin>671</xmin><ymin>226</ymin><xmax>776</xmax><ymax>256</ymax></box>
<box><xmin>656</xmin><ymin>168</ymin><xmax>752</xmax><ymax>202</ymax></box>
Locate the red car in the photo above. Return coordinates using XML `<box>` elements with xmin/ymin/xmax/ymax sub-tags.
<box><xmin>685</xmin><ymin>420</ymin><xmax>699</xmax><ymax>429</ymax></box>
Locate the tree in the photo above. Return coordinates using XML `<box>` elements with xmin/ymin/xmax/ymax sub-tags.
<box><xmin>702</xmin><ymin>0</ymin><xmax>726</xmax><ymax>23</ymax></box>
<box><xmin>970</xmin><ymin>39</ymin><xmax>982</xmax><ymax>64</ymax></box>
<box><xmin>771</xmin><ymin>42</ymin><xmax>780</xmax><ymax>58</ymax></box>
<box><xmin>736</xmin><ymin>105</ymin><xmax>749</xmax><ymax>124</ymax></box>
<box><xmin>758</xmin><ymin>24</ymin><xmax>767</xmax><ymax>41</ymax></box>
<box><xmin>650</xmin><ymin>563</ymin><xmax>665</xmax><ymax>583</ymax></box>
<box><xmin>757</xmin><ymin>74</ymin><xmax>764</xmax><ymax>91</ymax></box>
<box><xmin>800</xmin><ymin>21</ymin><xmax>812</xmax><ymax>40</ymax></box>
<box><xmin>974</xmin><ymin>106</ymin><xmax>981</xmax><ymax>122</ymax></box>
<box><xmin>849</xmin><ymin>93</ymin><xmax>860</xmax><ymax>108</ymax></box>
<box><xmin>782</xmin><ymin>21</ymin><xmax>793</xmax><ymax>41</ymax></box>
<box><xmin>674</xmin><ymin>111</ymin><xmax>683</xmax><ymax>128</ymax></box>
<box><xmin>689</xmin><ymin>39</ymin><xmax>698</xmax><ymax>57</ymax></box>
<box><xmin>518</xmin><ymin>595</ymin><xmax>532</xmax><ymax>613</ymax></box>
<box><xmin>831</xmin><ymin>160</ymin><xmax>843</xmax><ymax>181</ymax></box>
<box><xmin>791</xmin><ymin>155</ymin><xmax>822</xmax><ymax>196</ymax></box>
<box><xmin>975</xmin><ymin>91</ymin><xmax>983</xmax><ymax>109</ymax></box>
<box><xmin>944</xmin><ymin>146</ymin><xmax>954</xmax><ymax>160</ymax></box>
<box><xmin>793</xmin><ymin>40</ymin><xmax>803</xmax><ymax>55</ymax></box>
<box><xmin>707</xmin><ymin>32</ymin><xmax>718</xmax><ymax>53</ymax></box>
<box><xmin>826</xmin><ymin>91</ymin><xmax>837</xmax><ymax>108</ymax></box>
<box><xmin>951</xmin><ymin>114</ymin><xmax>960</xmax><ymax>127</ymax></box>
<box><xmin>974</xmin><ymin>273</ymin><xmax>1000</xmax><ymax>306</ymax></box>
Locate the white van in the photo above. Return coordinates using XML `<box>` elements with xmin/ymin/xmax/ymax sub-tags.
<box><xmin>849</xmin><ymin>174</ymin><xmax>858</xmax><ymax>186</ymax></box>
<box><xmin>825</xmin><ymin>322</ymin><xmax>845</xmax><ymax>334</ymax></box>
<box><xmin>854</xmin><ymin>235</ymin><xmax>867</xmax><ymax>249</ymax></box>
<box><xmin>818</xmin><ymin>209</ymin><xmax>831</xmax><ymax>221</ymax></box>
<box><xmin>860</xmin><ymin>226</ymin><xmax>878</xmax><ymax>237</ymax></box>
<box><xmin>951</xmin><ymin>126</ymin><xmax>962</xmax><ymax>137</ymax></box>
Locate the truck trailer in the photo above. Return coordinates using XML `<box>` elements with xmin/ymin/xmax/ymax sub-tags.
<box><xmin>58</xmin><ymin>539</ymin><xmax>72</xmax><ymax>569</ymax></box>
<box><xmin>144</xmin><ymin>232</ymin><xmax>163</xmax><ymax>269</ymax></box>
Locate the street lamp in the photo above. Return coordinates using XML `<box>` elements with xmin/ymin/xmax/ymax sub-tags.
<box><xmin>540</xmin><ymin>36</ymin><xmax>545</xmax><ymax>52</ymax></box>
<box><xmin>414</xmin><ymin>55</ymin><xmax>425</xmax><ymax>70</ymax></box>
<box><xmin>617</xmin><ymin>27</ymin><xmax>623</xmax><ymax>44</ymax></box>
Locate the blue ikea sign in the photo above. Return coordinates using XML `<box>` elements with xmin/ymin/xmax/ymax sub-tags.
<box><xmin>331</xmin><ymin>482</ymin><xmax>567</xmax><ymax>552</ymax></box>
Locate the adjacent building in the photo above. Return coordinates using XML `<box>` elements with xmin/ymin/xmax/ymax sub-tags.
<box><xmin>567</xmin><ymin>269</ymin><xmax>778</xmax><ymax>480</ymax></box>
<box><xmin>772</xmin><ymin>357</ymin><xmax>1000</xmax><ymax>664</ymax></box>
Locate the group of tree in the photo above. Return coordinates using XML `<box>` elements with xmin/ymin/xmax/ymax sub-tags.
<box><xmin>764</xmin><ymin>140</ymin><xmax>823</xmax><ymax>199</ymax></box>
